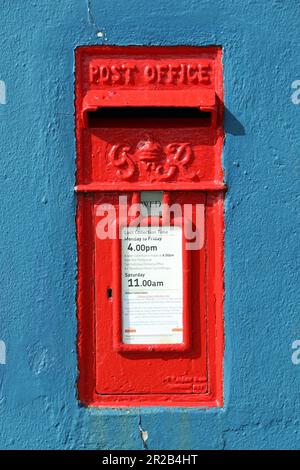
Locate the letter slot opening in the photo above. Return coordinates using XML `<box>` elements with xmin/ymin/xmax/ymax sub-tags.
<box><xmin>86</xmin><ymin>107</ymin><xmax>212</xmax><ymax>128</ymax></box>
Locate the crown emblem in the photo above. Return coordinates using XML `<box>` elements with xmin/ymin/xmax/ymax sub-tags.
<box><xmin>136</xmin><ymin>136</ymin><xmax>162</xmax><ymax>162</ymax></box>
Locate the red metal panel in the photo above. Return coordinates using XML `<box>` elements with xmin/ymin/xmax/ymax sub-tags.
<box><xmin>75</xmin><ymin>46</ymin><xmax>224</xmax><ymax>407</ymax></box>
<box><xmin>95</xmin><ymin>192</ymin><xmax>207</xmax><ymax>398</ymax></box>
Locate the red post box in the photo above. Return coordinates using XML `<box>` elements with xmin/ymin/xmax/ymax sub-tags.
<box><xmin>75</xmin><ymin>46</ymin><xmax>225</xmax><ymax>407</ymax></box>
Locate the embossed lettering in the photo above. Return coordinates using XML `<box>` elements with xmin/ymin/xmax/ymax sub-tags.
<box><xmin>89</xmin><ymin>64</ymin><xmax>137</xmax><ymax>85</ymax></box>
<box><xmin>107</xmin><ymin>137</ymin><xmax>199</xmax><ymax>183</ymax></box>
<box><xmin>144</xmin><ymin>65</ymin><xmax>156</xmax><ymax>83</ymax></box>
<box><xmin>90</xmin><ymin>62</ymin><xmax>212</xmax><ymax>85</ymax></box>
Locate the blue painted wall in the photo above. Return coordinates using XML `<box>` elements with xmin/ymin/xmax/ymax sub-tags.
<box><xmin>0</xmin><ymin>0</ymin><xmax>300</xmax><ymax>449</ymax></box>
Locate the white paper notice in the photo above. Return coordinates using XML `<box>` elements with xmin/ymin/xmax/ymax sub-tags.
<box><xmin>121</xmin><ymin>226</ymin><xmax>183</xmax><ymax>344</ymax></box>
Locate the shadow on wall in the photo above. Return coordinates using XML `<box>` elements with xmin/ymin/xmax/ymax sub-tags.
<box><xmin>224</xmin><ymin>107</ymin><xmax>245</xmax><ymax>136</ymax></box>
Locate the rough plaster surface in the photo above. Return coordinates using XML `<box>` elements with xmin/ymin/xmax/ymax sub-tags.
<box><xmin>0</xmin><ymin>0</ymin><xmax>300</xmax><ymax>449</ymax></box>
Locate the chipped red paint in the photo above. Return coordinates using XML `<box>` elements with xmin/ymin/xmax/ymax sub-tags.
<box><xmin>75</xmin><ymin>46</ymin><xmax>224</xmax><ymax>407</ymax></box>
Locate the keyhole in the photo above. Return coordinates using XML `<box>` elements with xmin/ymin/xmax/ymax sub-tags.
<box><xmin>107</xmin><ymin>288</ymin><xmax>113</xmax><ymax>299</ymax></box>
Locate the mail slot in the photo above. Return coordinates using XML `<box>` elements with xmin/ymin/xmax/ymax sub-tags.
<box><xmin>75</xmin><ymin>46</ymin><xmax>225</xmax><ymax>407</ymax></box>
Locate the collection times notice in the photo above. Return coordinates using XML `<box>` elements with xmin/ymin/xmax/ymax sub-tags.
<box><xmin>121</xmin><ymin>226</ymin><xmax>183</xmax><ymax>345</ymax></box>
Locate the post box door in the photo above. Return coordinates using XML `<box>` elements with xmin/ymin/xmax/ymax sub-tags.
<box><xmin>94</xmin><ymin>191</ymin><xmax>213</xmax><ymax>399</ymax></box>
